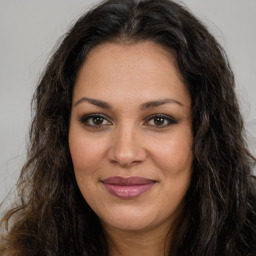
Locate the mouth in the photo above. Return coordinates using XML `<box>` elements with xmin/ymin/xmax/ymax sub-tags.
<box><xmin>101</xmin><ymin>176</ymin><xmax>156</xmax><ymax>199</ymax></box>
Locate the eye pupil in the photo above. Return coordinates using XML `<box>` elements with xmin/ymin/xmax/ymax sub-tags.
<box><xmin>154</xmin><ymin>117</ymin><xmax>165</xmax><ymax>126</ymax></box>
<box><xmin>93</xmin><ymin>117</ymin><xmax>104</xmax><ymax>125</ymax></box>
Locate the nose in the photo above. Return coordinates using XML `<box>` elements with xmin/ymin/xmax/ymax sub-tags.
<box><xmin>108</xmin><ymin>123</ymin><xmax>147</xmax><ymax>167</ymax></box>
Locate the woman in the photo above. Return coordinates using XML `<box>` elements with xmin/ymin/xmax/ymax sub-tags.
<box><xmin>1</xmin><ymin>0</ymin><xmax>256</xmax><ymax>255</ymax></box>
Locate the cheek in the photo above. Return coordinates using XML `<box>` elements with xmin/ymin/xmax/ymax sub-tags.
<box><xmin>69</xmin><ymin>132</ymin><xmax>107</xmax><ymax>176</ymax></box>
<box><xmin>149</xmin><ymin>133</ymin><xmax>193</xmax><ymax>177</ymax></box>
<box><xmin>69</xmin><ymin>134</ymin><xmax>107</xmax><ymax>203</ymax></box>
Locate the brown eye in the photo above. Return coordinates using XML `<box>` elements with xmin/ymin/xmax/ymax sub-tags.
<box><xmin>153</xmin><ymin>117</ymin><xmax>166</xmax><ymax>126</ymax></box>
<box><xmin>92</xmin><ymin>116</ymin><xmax>104</xmax><ymax>125</ymax></box>
<box><xmin>80</xmin><ymin>114</ymin><xmax>112</xmax><ymax>127</ymax></box>
<box><xmin>145</xmin><ymin>114</ymin><xmax>177</xmax><ymax>128</ymax></box>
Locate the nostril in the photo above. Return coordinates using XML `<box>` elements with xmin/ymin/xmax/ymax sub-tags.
<box><xmin>107</xmin><ymin>127</ymin><xmax>147</xmax><ymax>166</ymax></box>
<box><xmin>108</xmin><ymin>144</ymin><xmax>147</xmax><ymax>167</ymax></box>
<box><xmin>109</xmin><ymin>158</ymin><xmax>142</xmax><ymax>167</ymax></box>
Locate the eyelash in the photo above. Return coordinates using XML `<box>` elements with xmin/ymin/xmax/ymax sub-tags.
<box><xmin>79</xmin><ymin>113</ymin><xmax>177</xmax><ymax>129</ymax></box>
<box><xmin>144</xmin><ymin>114</ymin><xmax>177</xmax><ymax>127</ymax></box>
<box><xmin>79</xmin><ymin>114</ymin><xmax>112</xmax><ymax>128</ymax></box>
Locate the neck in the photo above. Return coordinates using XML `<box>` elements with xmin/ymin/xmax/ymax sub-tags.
<box><xmin>103</xmin><ymin>224</ymin><xmax>173</xmax><ymax>256</ymax></box>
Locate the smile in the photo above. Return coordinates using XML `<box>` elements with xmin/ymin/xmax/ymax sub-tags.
<box><xmin>101</xmin><ymin>176</ymin><xmax>156</xmax><ymax>199</ymax></box>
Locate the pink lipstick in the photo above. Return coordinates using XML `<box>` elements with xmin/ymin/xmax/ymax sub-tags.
<box><xmin>101</xmin><ymin>176</ymin><xmax>155</xmax><ymax>199</ymax></box>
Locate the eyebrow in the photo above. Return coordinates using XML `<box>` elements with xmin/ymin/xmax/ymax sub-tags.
<box><xmin>74</xmin><ymin>97</ymin><xmax>184</xmax><ymax>109</ymax></box>
<box><xmin>140</xmin><ymin>98</ymin><xmax>183</xmax><ymax>110</ymax></box>
<box><xmin>74</xmin><ymin>97</ymin><xmax>111</xmax><ymax>109</ymax></box>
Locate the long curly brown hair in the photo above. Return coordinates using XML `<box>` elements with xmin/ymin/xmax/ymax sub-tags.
<box><xmin>1</xmin><ymin>0</ymin><xmax>256</xmax><ymax>255</ymax></box>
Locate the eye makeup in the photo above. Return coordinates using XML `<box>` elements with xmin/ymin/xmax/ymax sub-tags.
<box><xmin>143</xmin><ymin>114</ymin><xmax>177</xmax><ymax>128</ymax></box>
<box><xmin>79</xmin><ymin>113</ymin><xmax>112</xmax><ymax>128</ymax></box>
<box><xmin>79</xmin><ymin>112</ymin><xmax>177</xmax><ymax>130</ymax></box>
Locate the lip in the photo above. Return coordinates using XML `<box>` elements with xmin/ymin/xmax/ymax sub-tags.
<box><xmin>101</xmin><ymin>176</ymin><xmax>156</xmax><ymax>199</ymax></box>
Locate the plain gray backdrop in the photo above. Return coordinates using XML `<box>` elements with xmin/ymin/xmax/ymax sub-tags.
<box><xmin>1</xmin><ymin>0</ymin><xmax>256</xmax><ymax>204</ymax></box>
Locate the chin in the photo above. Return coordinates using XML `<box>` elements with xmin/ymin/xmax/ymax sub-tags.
<box><xmin>104</xmin><ymin>217</ymin><xmax>156</xmax><ymax>232</ymax></box>
<box><xmin>98</xmin><ymin>205</ymin><xmax>171</xmax><ymax>233</ymax></box>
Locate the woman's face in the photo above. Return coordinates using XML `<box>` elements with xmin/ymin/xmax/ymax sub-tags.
<box><xmin>69</xmin><ymin>41</ymin><xmax>193</xmax><ymax>233</ymax></box>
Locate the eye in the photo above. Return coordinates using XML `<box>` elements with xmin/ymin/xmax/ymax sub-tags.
<box><xmin>144</xmin><ymin>114</ymin><xmax>177</xmax><ymax>128</ymax></box>
<box><xmin>80</xmin><ymin>114</ymin><xmax>112</xmax><ymax>128</ymax></box>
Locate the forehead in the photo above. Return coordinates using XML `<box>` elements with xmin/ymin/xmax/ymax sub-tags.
<box><xmin>73</xmin><ymin>41</ymin><xmax>190</xmax><ymax>107</ymax></box>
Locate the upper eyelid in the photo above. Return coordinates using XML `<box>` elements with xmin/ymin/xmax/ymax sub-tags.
<box><xmin>144</xmin><ymin>113</ymin><xmax>176</xmax><ymax>121</ymax></box>
<box><xmin>79</xmin><ymin>114</ymin><xmax>112</xmax><ymax>128</ymax></box>
<box><xmin>79</xmin><ymin>113</ymin><xmax>176</xmax><ymax>123</ymax></box>
<box><xmin>80</xmin><ymin>113</ymin><xmax>112</xmax><ymax>121</ymax></box>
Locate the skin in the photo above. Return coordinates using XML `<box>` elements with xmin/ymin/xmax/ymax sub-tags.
<box><xmin>69</xmin><ymin>41</ymin><xmax>193</xmax><ymax>256</ymax></box>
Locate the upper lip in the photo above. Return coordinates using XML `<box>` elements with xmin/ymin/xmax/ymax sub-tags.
<box><xmin>101</xmin><ymin>176</ymin><xmax>155</xmax><ymax>185</ymax></box>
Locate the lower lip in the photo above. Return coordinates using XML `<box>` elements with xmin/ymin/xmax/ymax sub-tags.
<box><xmin>102</xmin><ymin>183</ymin><xmax>155</xmax><ymax>199</ymax></box>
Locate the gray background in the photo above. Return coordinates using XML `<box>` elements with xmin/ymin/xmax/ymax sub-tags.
<box><xmin>1</xmin><ymin>0</ymin><xmax>256</xmax><ymax>204</ymax></box>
